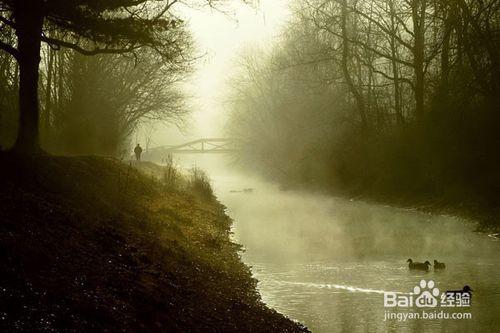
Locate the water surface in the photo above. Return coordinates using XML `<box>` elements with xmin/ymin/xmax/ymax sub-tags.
<box><xmin>175</xmin><ymin>155</ymin><xmax>500</xmax><ymax>332</ymax></box>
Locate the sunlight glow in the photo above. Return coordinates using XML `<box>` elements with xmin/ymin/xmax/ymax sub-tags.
<box><xmin>142</xmin><ymin>0</ymin><xmax>291</xmax><ymax>147</ymax></box>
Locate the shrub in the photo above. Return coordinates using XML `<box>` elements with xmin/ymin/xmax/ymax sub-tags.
<box><xmin>188</xmin><ymin>166</ymin><xmax>214</xmax><ymax>199</ymax></box>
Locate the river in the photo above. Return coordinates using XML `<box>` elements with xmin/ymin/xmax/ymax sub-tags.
<box><xmin>173</xmin><ymin>154</ymin><xmax>500</xmax><ymax>332</ymax></box>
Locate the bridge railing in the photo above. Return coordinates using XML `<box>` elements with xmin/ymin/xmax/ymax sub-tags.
<box><xmin>146</xmin><ymin>138</ymin><xmax>238</xmax><ymax>154</ymax></box>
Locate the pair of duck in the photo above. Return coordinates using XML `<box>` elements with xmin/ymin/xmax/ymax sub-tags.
<box><xmin>407</xmin><ymin>259</ymin><xmax>445</xmax><ymax>271</ymax></box>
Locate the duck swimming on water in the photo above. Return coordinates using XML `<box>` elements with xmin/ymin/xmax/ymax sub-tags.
<box><xmin>434</xmin><ymin>260</ymin><xmax>446</xmax><ymax>269</ymax></box>
<box><xmin>407</xmin><ymin>259</ymin><xmax>431</xmax><ymax>271</ymax></box>
<box><xmin>447</xmin><ymin>285</ymin><xmax>473</xmax><ymax>297</ymax></box>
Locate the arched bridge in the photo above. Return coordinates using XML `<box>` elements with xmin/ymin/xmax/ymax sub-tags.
<box><xmin>149</xmin><ymin>138</ymin><xmax>238</xmax><ymax>154</ymax></box>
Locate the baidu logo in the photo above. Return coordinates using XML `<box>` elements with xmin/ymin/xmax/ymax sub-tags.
<box><xmin>384</xmin><ymin>279</ymin><xmax>440</xmax><ymax>308</ymax></box>
<box><xmin>384</xmin><ymin>279</ymin><xmax>472</xmax><ymax>308</ymax></box>
<box><xmin>414</xmin><ymin>280</ymin><xmax>440</xmax><ymax>307</ymax></box>
<box><xmin>383</xmin><ymin>280</ymin><xmax>473</xmax><ymax>321</ymax></box>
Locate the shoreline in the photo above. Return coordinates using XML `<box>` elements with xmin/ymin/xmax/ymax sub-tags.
<box><xmin>276</xmin><ymin>178</ymin><xmax>499</xmax><ymax>234</ymax></box>
<box><xmin>0</xmin><ymin>154</ymin><xmax>309</xmax><ymax>332</ymax></box>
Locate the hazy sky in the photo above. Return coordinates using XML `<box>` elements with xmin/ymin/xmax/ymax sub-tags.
<box><xmin>139</xmin><ymin>0</ymin><xmax>290</xmax><ymax>148</ymax></box>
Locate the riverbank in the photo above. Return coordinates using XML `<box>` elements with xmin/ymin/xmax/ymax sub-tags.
<box><xmin>279</xmin><ymin>179</ymin><xmax>500</xmax><ymax>234</ymax></box>
<box><xmin>348</xmin><ymin>187</ymin><xmax>500</xmax><ymax>234</ymax></box>
<box><xmin>0</xmin><ymin>153</ymin><xmax>308</xmax><ymax>332</ymax></box>
<box><xmin>266</xmin><ymin>145</ymin><xmax>500</xmax><ymax>234</ymax></box>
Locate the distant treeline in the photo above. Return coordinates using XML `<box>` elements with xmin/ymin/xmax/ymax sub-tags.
<box><xmin>228</xmin><ymin>0</ymin><xmax>499</xmax><ymax>211</ymax></box>
<box><xmin>0</xmin><ymin>31</ymin><xmax>190</xmax><ymax>156</ymax></box>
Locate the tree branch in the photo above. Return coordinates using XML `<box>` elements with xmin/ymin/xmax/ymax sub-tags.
<box><xmin>347</xmin><ymin>4</ymin><xmax>414</xmax><ymax>51</ymax></box>
<box><xmin>0</xmin><ymin>40</ymin><xmax>19</xmax><ymax>59</ymax></box>
<box><xmin>0</xmin><ymin>14</ymin><xmax>15</xmax><ymax>29</ymax></box>
<box><xmin>41</xmin><ymin>36</ymin><xmax>141</xmax><ymax>56</ymax></box>
<box><xmin>319</xmin><ymin>23</ymin><xmax>415</xmax><ymax>68</ymax></box>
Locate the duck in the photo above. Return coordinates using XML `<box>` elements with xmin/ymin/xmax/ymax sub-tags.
<box><xmin>447</xmin><ymin>285</ymin><xmax>473</xmax><ymax>296</ymax></box>
<box><xmin>434</xmin><ymin>260</ymin><xmax>446</xmax><ymax>269</ymax></box>
<box><xmin>445</xmin><ymin>285</ymin><xmax>473</xmax><ymax>306</ymax></box>
<box><xmin>407</xmin><ymin>259</ymin><xmax>431</xmax><ymax>271</ymax></box>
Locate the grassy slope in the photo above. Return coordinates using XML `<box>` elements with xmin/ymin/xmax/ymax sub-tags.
<box><xmin>0</xmin><ymin>153</ymin><xmax>307</xmax><ymax>332</ymax></box>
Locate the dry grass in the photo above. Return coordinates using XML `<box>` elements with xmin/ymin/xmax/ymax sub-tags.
<box><xmin>0</xmin><ymin>152</ymin><xmax>308</xmax><ymax>332</ymax></box>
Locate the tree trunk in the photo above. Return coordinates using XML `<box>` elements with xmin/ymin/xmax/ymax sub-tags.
<box><xmin>44</xmin><ymin>46</ymin><xmax>55</xmax><ymax>136</ymax></box>
<box><xmin>411</xmin><ymin>0</ymin><xmax>426</xmax><ymax>125</ymax></box>
<box><xmin>12</xmin><ymin>3</ymin><xmax>44</xmax><ymax>154</ymax></box>
<box><xmin>389</xmin><ymin>0</ymin><xmax>403</xmax><ymax>125</ymax></box>
<box><xmin>340</xmin><ymin>0</ymin><xmax>368</xmax><ymax>131</ymax></box>
<box><xmin>439</xmin><ymin>17</ymin><xmax>452</xmax><ymax>94</ymax></box>
<box><xmin>54</xmin><ymin>48</ymin><xmax>66</xmax><ymax>128</ymax></box>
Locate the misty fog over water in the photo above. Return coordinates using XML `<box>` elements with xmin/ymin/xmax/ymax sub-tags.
<box><xmin>171</xmin><ymin>154</ymin><xmax>500</xmax><ymax>332</ymax></box>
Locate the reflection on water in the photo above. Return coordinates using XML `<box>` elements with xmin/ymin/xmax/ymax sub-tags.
<box><xmin>170</xmin><ymin>154</ymin><xmax>500</xmax><ymax>332</ymax></box>
<box><xmin>247</xmin><ymin>261</ymin><xmax>500</xmax><ymax>332</ymax></box>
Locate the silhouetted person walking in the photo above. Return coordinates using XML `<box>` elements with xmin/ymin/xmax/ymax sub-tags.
<box><xmin>134</xmin><ymin>144</ymin><xmax>143</xmax><ymax>161</ymax></box>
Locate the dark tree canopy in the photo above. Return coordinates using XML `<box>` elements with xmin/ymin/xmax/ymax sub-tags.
<box><xmin>0</xmin><ymin>0</ymin><xmax>191</xmax><ymax>153</ymax></box>
<box><xmin>1</xmin><ymin>0</ymin><xmax>184</xmax><ymax>58</ymax></box>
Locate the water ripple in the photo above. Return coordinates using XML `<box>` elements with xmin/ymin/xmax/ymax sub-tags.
<box><xmin>272</xmin><ymin>280</ymin><xmax>407</xmax><ymax>295</ymax></box>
